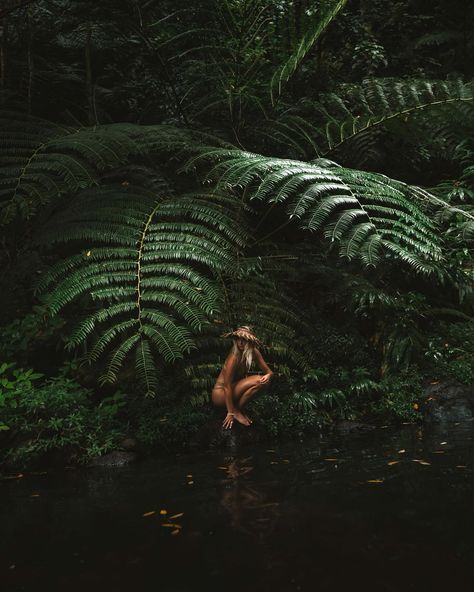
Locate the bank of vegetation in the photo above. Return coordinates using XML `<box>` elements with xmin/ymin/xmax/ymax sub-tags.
<box><xmin>0</xmin><ymin>0</ymin><xmax>473</xmax><ymax>468</ymax></box>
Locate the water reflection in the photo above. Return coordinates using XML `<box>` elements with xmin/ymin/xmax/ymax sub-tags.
<box><xmin>2</xmin><ymin>423</ymin><xmax>474</xmax><ymax>591</ymax></box>
<box><xmin>219</xmin><ymin>456</ymin><xmax>280</xmax><ymax>537</ymax></box>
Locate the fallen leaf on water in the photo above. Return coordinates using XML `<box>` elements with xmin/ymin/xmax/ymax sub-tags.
<box><xmin>456</xmin><ymin>465</ymin><xmax>467</xmax><ymax>469</ymax></box>
<box><xmin>367</xmin><ymin>479</ymin><xmax>384</xmax><ymax>483</ymax></box>
<box><xmin>440</xmin><ymin>441</ymin><xmax>447</xmax><ymax>445</ymax></box>
<box><xmin>162</xmin><ymin>523</ymin><xmax>182</xmax><ymax>529</ymax></box>
<box><xmin>266</xmin><ymin>449</ymin><xmax>275</xmax><ymax>453</ymax></box>
<box><xmin>142</xmin><ymin>511</ymin><xmax>156</xmax><ymax>517</ymax></box>
<box><xmin>171</xmin><ymin>529</ymin><xmax>180</xmax><ymax>536</ymax></box>
<box><xmin>413</xmin><ymin>403</ymin><xmax>419</xmax><ymax>410</ymax></box>
<box><xmin>398</xmin><ymin>449</ymin><xmax>406</xmax><ymax>454</ymax></box>
<box><xmin>1</xmin><ymin>473</ymin><xmax>23</xmax><ymax>480</ymax></box>
<box><xmin>169</xmin><ymin>512</ymin><xmax>184</xmax><ymax>519</ymax></box>
<box><xmin>159</xmin><ymin>509</ymin><xmax>167</xmax><ymax>515</ymax></box>
<box><xmin>282</xmin><ymin>460</ymin><xmax>290</xmax><ymax>463</ymax></box>
<box><xmin>30</xmin><ymin>493</ymin><xmax>40</xmax><ymax>497</ymax></box>
<box><xmin>430</xmin><ymin>380</ymin><xmax>440</xmax><ymax>385</ymax></box>
<box><xmin>217</xmin><ymin>466</ymin><xmax>228</xmax><ymax>470</ymax></box>
<box><xmin>412</xmin><ymin>459</ymin><xmax>431</xmax><ymax>465</ymax></box>
<box><xmin>387</xmin><ymin>461</ymin><xmax>400</xmax><ymax>466</ymax></box>
<box><xmin>270</xmin><ymin>461</ymin><xmax>279</xmax><ymax>465</ymax></box>
<box><xmin>187</xmin><ymin>481</ymin><xmax>194</xmax><ymax>485</ymax></box>
<box><xmin>433</xmin><ymin>451</ymin><xmax>445</xmax><ymax>454</ymax></box>
<box><xmin>186</xmin><ymin>474</ymin><xmax>193</xmax><ymax>478</ymax></box>
<box><xmin>323</xmin><ymin>458</ymin><xmax>338</xmax><ymax>462</ymax></box>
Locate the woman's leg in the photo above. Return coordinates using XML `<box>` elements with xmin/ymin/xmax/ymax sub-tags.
<box><xmin>233</xmin><ymin>375</ymin><xmax>268</xmax><ymax>421</ymax></box>
<box><xmin>211</xmin><ymin>384</ymin><xmax>251</xmax><ymax>426</ymax></box>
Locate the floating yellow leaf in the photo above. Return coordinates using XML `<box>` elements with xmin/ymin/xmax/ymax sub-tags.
<box><xmin>413</xmin><ymin>403</ymin><xmax>419</xmax><ymax>410</ymax></box>
<box><xmin>171</xmin><ymin>529</ymin><xmax>180</xmax><ymax>536</ymax></box>
<box><xmin>187</xmin><ymin>481</ymin><xmax>194</xmax><ymax>485</ymax></box>
<box><xmin>412</xmin><ymin>459</ymin><xmax>431</xmax><ymax>465</ymax></box>
<box><xmin>367</xmin><ymin>479</ymin><xmax>384</xmax><ymax>483</ymax></box>
<box><xmin>387</xmin><ymin>461</ymin><xmax>400</xmax><ymax>466</ymax></box>
<box><xmin>266</xmin><ymin>449</ymin><xmax>275</xmax><ymax>453</ymax></box>
<box><xmin>398</xmin><ymin>449</ymin><xmax>406</xmax><ymax>454</ymax></box>
<box><xmin>217</xmin><ymin>466</ymin><xmax>228</xmax><ymax>470</ymax></box>
<box><xmin>433</xmin><ymin>451</ymin><xmax>445</xmax><ymax>454</ymax></box>
<box><xmin>159</xmin><ymin>509</ymin><xmax>167</xmax><ymax>515</ymax></box>
<box><xmin>270</xmin><ymin>461</ymin><xmax>279</xmax><ymax>465</ymax></box>
<box><xmin>85</xmin><ymin>250</ymin><xmax>91</xmax><ymax>257</ymax></box>
<box><xmin>169</xmin><ymin>512</ymin><xmax>184</xmax><ymax>520</ymax></box>
<box><xmin>282</xmin><ymin>459</ymin><xmax>290</xmax><ymax>463</ymax></box>
<box><xmin>323</xmin><ymin>458</ymin><xmax>338</xmax><ymax>461</ymax></box>
<box><xmin>186</xmin><ymin>474</ymin><xmax>193</xmax><ymax>478</ymax></box>
<box><xmin>30</xmin><ymin>493</ymin><xmax>40</xmax><ymax>497</ymax></box>
<box><xmin>162</xmin><ymin>523</ymin><xmax>182</xmax><ymax>529</ymax></box>
<box><xmin>142</xmin><ymin>511</ymin><xmax>156</xmax><ymax>517</ymax></box>
<box><xmin>430</xmin><ymin>380</ymin><xmax>440</xmax><ymax>385</ymax></box>
<box><xmin>440</xmin><ymin>441</ymin><xmax>447</xmax><ymax>445</ymax></box>
<box><xmin>456</xmin><ymin>465</ymin><xmax>467</xmax><ymax>469</ymax></box>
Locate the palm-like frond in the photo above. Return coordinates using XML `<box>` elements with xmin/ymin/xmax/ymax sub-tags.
<box><xmin>196</xmin><ymin>149</ymin><xmax>448</xmax><ymax>275</ymax></box>
<box><xmin>35</xmin><ymin>184</ymin><xmax>247</xmax><ymax>394</ymax></box>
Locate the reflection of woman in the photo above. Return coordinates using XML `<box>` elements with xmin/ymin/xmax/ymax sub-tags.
<box><xmin>211</xmin><ymin>326</ymin><xmax>273</xmax><ymax>429</ymax></box>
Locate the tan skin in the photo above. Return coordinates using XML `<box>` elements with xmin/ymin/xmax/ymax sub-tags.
<box><xmin>211</xmin><ymin>337</ymin><xmax>273</xmax><ymax>429</ymax></box>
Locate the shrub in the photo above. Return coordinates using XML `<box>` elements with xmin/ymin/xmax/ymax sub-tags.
<box><xmin>1</xmin><ymin>364</ymin><xmax>126</xmax><ymax>468</ymax></box>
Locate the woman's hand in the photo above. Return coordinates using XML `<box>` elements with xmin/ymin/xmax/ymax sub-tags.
<box><xmin>222</xmin><ymin>412</ymin><xmax>234</xmax><ymax>429</ymax></box>
<box><xmin>259</xmin><ymin>373</ymin><xmax>273</xmax><ymax>384</ymax></box>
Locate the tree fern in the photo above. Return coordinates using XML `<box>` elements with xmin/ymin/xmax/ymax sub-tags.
<box><xmin>35</xmin><ymin>184</ymin><xmax>247</xmax><ymax>395</ymax></box>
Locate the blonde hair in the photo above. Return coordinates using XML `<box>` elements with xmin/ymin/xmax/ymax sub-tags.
<box><xmin>231</xmin><ymin>339</ymin><xmax>255</xmax><ymax>371</ymax></box>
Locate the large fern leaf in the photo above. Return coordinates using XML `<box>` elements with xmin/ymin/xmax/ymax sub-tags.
<box><xmin>264</xmin><ymin>78</ymin><xmax>474</xmax><ymax>162</ymax></box>
<box><xmin>35</xmin><ymin>184</ymin><xmax>247</xmax><ymax>395</ymax></box>
<box><xmin>194</xmin><ymin>149</ymin><xmax>448</xmax><ymax>275</ymax></box>
<box><xmin>0</xmin><ymin>111</ymin><xmax>213</xmax><ymax>224</ymax></box>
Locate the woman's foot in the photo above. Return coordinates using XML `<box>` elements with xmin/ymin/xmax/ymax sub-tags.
<box><xmin>242</xmin><ymin>411</ymin><xmax>252</xmax><ymax>424</ymax></box>
<box><xmin>233</xmin><ymin>410</ymin><xmax>251</xmax><ymax>426</ymax></box>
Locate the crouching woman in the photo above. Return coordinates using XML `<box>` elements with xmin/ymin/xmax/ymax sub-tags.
<box><xmin>211</xmin><ymin>326</ymin><xmax>273</xmax><ymax>429</ymax></box>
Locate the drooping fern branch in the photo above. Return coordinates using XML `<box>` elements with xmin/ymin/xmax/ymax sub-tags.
<box><xmin>270</xmin><ymin>0</ymin><xmax>348</xmax><ymax>105</ymax></box>
<box><xmin>264</xmin><ymin>78</ymin><xmax>474</xmax><ymax>162</ymax></box>
<box><xmin>35</xmin><ymin>183</ymin><xmax>247</xmax><ymax>395</ymax></box>
<box><xmin>190</xmin><ymin>149</ymin><xmax>449</xmax><ymax>276</ymax></box>
<box><xmin>0</xmin><ymin>111</ymin><xmax>213</xmax><ymax>224</ymax></box>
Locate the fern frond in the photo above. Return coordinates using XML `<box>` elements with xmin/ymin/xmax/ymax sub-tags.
<box><xmin>264</xmin><ymin>78</ymin><xmax>474</xmax><ymax>161</ymax></box>
<box><xmin>202</xmin><ymin>149</ymin><xmax>447</xmax><ymax>274</ymax></box>
<box><xmin>36</xmin><ymin>182</ymin><xmax>246</xmax><ymax>395</ymax></box>
<box><xmin>270</xmin><ymin>0</ymin><xmax>348</xmax><ymax>105</ymax></box>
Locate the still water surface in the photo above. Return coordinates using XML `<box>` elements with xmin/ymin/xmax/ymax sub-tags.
<box><xmin>2</xmin><ymin>423</ymin><xmax>474</xmax><ymax>592</ymax></box>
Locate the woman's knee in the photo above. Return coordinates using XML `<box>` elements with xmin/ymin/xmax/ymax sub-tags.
<box><xmin>211</xmin><ymin>389</ymin><xmax>226</xmax><ymax>407</ymax></box>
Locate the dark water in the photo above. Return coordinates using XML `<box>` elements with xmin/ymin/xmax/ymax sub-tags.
<box><xmin>2</xmin><ymin>423</ymin><xmax>474</xmax><ymax>592</ymax></box>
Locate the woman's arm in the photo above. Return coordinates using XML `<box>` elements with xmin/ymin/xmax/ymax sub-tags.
<box><xmin>254</xmin><ymin>349</ymin><xmax>273</xmax><ymax>384</ymax></box>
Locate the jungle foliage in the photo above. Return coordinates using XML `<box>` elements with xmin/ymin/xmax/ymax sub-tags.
<box><xmin>0</xmin><ymin>0</ymin><xmax>474</xmax><ymax>463</ymax></box>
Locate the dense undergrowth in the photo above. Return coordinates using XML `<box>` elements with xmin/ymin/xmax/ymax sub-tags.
<box><xmin>1</xmin><ymin>0</ymin><xmax>474</xmax><ymax>469</ymax></box>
